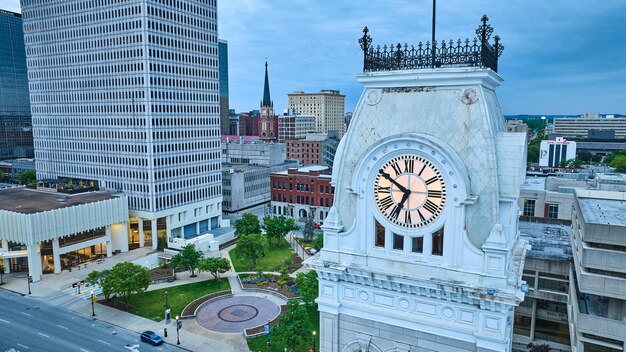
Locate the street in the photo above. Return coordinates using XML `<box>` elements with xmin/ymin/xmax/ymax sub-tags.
<box><xmin>0</xmin><ymin>289</ymin><xmax>186</xmax><ymax>352</ymax></box>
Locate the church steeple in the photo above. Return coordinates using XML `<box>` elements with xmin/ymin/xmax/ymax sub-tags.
<box><xmin>262</xmin><ymin>60</ymin><xmax>272</xmax><ymax>107</ymax></box>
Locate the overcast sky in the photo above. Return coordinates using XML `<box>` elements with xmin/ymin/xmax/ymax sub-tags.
<box><xmin>3</xmin><ymin>0</ymin><xmax>625</xmax><ymax>115</ymax></box>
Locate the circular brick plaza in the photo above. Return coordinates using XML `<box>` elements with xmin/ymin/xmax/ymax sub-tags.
<box><xmin>195</xmin><ymin>296</ymin><xmax>280</xmax><ymax>333</ymax></box>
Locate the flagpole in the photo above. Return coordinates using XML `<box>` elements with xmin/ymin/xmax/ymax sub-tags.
<box><xmin>432</xmin><ymin>0</ymin><xmax>436</xmax><ymax>68</ymax></box>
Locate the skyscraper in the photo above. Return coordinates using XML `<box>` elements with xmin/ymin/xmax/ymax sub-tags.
<box><xmin>0</xmin><ymin>9</ymin><xmax>33</xmax><ymax>159</ymax></box>
<box><xmin>288</xmin><ymin>90</ymin><xmax>345</xmax><ymax>138</ymax></box>
<box><xmin>218</xmin><ymin>39</ymin><xmax>230</xmax><ymax>136</ymax></box>
<box><xmin>21</xmin><ymin>0</ymin><xmax>223</xmax><ymax>248</ymax></box>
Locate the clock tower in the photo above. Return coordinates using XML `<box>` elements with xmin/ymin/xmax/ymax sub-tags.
<box><xmin>307</xmin><ymin>16</ymin><xmax>529</xmax><ymax>352</ymax></box>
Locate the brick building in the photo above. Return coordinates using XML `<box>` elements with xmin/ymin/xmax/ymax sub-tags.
<box><xmin>286</xmin><ymin>132</ymin><xmax>339</xmax><ymax>171</ymax></box>
<box><xmin>286</xmin><ymin>139</ymin><xmax>322</xmax><ymax>165</ymax></box>
<box><xmin>238</xmin><ymin>113</ymin><xmax>259</xmax><ymax>137</ymax></box>
<box><xmin>270</xmin><ymin>165</ymin><xmax>334</xmax><ymax>223</ymax></box>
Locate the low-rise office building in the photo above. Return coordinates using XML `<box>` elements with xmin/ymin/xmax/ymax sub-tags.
<box><xmin>514</xmin><ymin>221</ymin><xmax>573</xmax><ymax>352</ymax></box>
<box><xmin>222</xmin><ymin>161</ymin><xmax>298</xmax><ymax>213</ymax></box>
<box><xmin>520</xmin><ymin>175</ymin><xmax>591</xmax><ymax>223</ymax></box>
<box><xmin>0</xmin><ymin>187</ymin><xmax>129</xmax><ymax>282</ymax></box>
<box><xmin>568</xmin><ymin>190</ymin><xmax>626</xmax><ymax>352</ymax></box>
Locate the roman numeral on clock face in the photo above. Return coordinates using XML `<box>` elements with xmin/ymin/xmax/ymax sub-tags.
<box><xmin>375</xmin><ymin>186</ymin><xmax>390</xmax><ymax>194</ymax></box>
<box><xmin>379</xmin><ymin>195</ymin><xmax>394</xmax><ymax>210</ymax></box>
<box><xmin>403</xmin><ymin>159</ymin><xmax>414</xmax><ymax>173</ymax></box>
<box><xmin>423</xmin><ymin>199</ymin><xmax>439</xmax><ymax>214</ymax></box>
<box><xmin>425</xmin><ymin>176</ymin><xmax>439</xmax><ymax>185</ymax></box>
<box><xmin>404</xmin><ymin>210</ymin><xmax>412</xmax><ymax>224</ymax></box>
<box><xmin>391</xmin><ymin>162</ymin><xmax>402</xmax><ymax>176</ymax></box>
<box><xmin>428</xmin><ymin>190</ymin><xmax>443</xmax><ymax>198</ymax></box>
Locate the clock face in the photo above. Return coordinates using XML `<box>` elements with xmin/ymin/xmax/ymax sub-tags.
<box><xmin>374</xmin><ymin>154</ymin><xmax>446</xmax><ymax>228</ymax></box>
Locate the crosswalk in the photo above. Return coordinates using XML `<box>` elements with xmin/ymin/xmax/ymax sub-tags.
<box><xmin>62</xmin><ymin>283</ymin><xmax>103</xmax><ymax>299</ymax></box>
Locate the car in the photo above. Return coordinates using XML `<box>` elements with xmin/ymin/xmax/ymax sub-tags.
<box><xmin>140</xmin><ymin>331</ymin><xmax>164</xmax><ymax>346</ymax></box>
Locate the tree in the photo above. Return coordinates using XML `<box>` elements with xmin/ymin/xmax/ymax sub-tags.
<box><xmin>271</xmin><ymin>300</ymin><xmax>309</xmax><ymax>348</ymax></box>
<box><xmin>235</xmin><ymin>213</ymin><xmax>261</xmax><ymax>237</ymax></box>
<box><xmin>171</xmin><ymin>244</ymin><xmax>203</xmax><ymax>277</ymax></box>
<box><xmin>235</xmin><ymin>233</ymin><xmax>268</xmax><ymax>269</ymax></box>
<box><xmin>610</xmin><ymin>155</ymin><xmax>626</xmax><ymax>173</ymax></box>
<box><xmin>527</xmin><ymin>144</ymin><xmax>540</xmax><ymax>164</ymax></box>
<box><xmin>17</xmin><ymin>169</ymin><xmax>36</xmax><ymax>185</ymax></box>
<box><xmin>102</xmin><ymin>262</ymin><xmax>151</xmax><ymax>304</ymax></box>
<box><xmin>295</xmin><ymin>270</ymin><xmax>318</xmax><ymax>309</ymax></box>
<box><xmin>577</xmin><ymin>150</ymin><xmax>593</xmax><ymax>163</ymax></box>
<box><xmin>604</xmin><ymin>150</ymin><xmax>626</xmax><ymax>165</ymax></box>
<box><xmin>303</xmin><ymin>215</ymin><xmax>315</xmax><ymax>241</ymax></box>
<box><xmin>85</xmin><ymin>269</ymin><xmax>111</xmax><ymax>299</ymax></box>
<box><xmin>312</xmin><ymin>232</ymin><xmax>323</xmax><ymax>250</ymax></box>
<box><xmin>262</xmin><ymin>215</ymin><xmax>299</xmax><ymax>245</ymax></box>
<box><xmin>197</xmin><ymin>257</ymin><xmax>231</xmax><ymax>280</ymax></box>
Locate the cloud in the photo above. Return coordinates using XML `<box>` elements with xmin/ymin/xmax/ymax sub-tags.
<box><xmin>4</xmin><ymin>0</ymin><xmax>626</xmax><ymax>114</ymax></box>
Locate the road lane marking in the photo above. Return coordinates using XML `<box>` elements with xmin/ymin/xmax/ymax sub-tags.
<box><xmin>20</xmin><ymin>312</ymin><xmax>33</xmax><ymax>317</ymax></box>
<box><xmin>17</xmin><ymin>343</ymin><xmax>29</xmax><ymax>349</ymax></box>
<box><xmin>80</xmin><ymin>349</ymin><xmax>89</xmax><ymax>352</ymax></box>
<box><xmin>0</xmin><ymin>318</ymin><xmax>10</xmax><ymax>323</ymax></box>
<box><xmin>97</xmin><ymin>339</ymin><xmax>111</xmax><ymax>346</ymax></box>
<box><xmin>56</xmin><ymin>324</ymin><xmax>68</xmax><ymax>330</ymax></box>
<box><xmin>37</xmin><ymin>332</ymin><xmax>49</xmax><ymax>338</ymax></box>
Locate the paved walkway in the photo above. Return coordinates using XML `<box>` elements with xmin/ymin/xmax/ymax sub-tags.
<box><xmin>195</xmin><ymin>296</ymin><xmax>280</xmax><ymax>333</ymax></box>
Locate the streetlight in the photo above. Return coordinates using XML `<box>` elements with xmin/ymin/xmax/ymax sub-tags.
<box><xmin>312</xmin><ymin>330</ymin><xmax>317</xmax><ymax>352</ymax></box>
<box><xmin>27</xmin><ymin>275</ymin><xmax>32</xmax><ymax>295</ymax></box>
<box><xmin>91</xmin><ymin>293</ymin><xmax>96</xmax><ymax>317</ymax></box>
<box><xmin>175</xmin><ymin>315</ymin><xmax>181</xmax><ymax>345</ymax></box>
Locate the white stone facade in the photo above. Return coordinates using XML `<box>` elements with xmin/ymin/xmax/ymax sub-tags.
<box><xmin>307</xmin><ymin>68</ymin><xmax>528</xmax><ymax>352</ymax></box>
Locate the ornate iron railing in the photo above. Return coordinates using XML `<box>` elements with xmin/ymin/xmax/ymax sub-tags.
<box><xmin>360</xmin><ymin>15</ymin><xmax>504</xmax><ymax>73</ymax></box>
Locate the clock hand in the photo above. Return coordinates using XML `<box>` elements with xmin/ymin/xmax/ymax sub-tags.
<box><xmin>381</xmin><ymin>171</ymin><xmax>408</xmax><ymax>193</ymax></box>
<box><xmin>393</xmin><ymin>190</ymin><xmax>411</xmax><ymax>218</ymax></box>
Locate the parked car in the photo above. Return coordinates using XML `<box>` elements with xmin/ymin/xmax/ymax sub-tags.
<box><xmin>140</xmin><ymin>331</ymin><xmax>163</xmax><ymax>346</ymax></box>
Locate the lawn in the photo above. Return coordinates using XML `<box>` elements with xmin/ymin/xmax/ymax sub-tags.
<box><xmin>126</xmin><ymin>279</ymin><xmax>230</xmax><ymax>322</ymax></box>
<box><xmin>246</xmin><ymin>306</ymin><xmax>319</xmax><ymax>352</ymax></box>
<box><xmin>230</xmin><ymin>238</ymin><xmax>295</xmax><ymax>272</ymax></box>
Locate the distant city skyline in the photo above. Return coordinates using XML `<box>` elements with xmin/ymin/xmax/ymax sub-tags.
<box><xmin>2</xmin><ymin>0</ymin><xmax>625</xmax><ymax>115</ymax></box>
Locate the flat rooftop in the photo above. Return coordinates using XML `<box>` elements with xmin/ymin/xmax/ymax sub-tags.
<box><xmin>521</xmin><ymin>177</ymin><xmax>546</xmax><ymax>192</ymax></box>
<box><xmin>578</xmin><ymin>197</ymin><xmax>626</xmax><ymax>227</ymax></box>
<box><xmin>0</xmin><ymin>187</ymin><xmax>119</xmax><ymax>214</ymax></box>
<box><xmin>519</xmin><ymin>221</ymin><xmax>572</xmax><ymax>261</ymax></box>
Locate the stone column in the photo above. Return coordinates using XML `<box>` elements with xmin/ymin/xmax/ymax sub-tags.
<box><xmin>105</xmin><ymin>226</ymin><xmax>113</xmax><ymax>258</ymax></box>
<box><xmin>52</xmin><ymin>238</ymin><xmax>61</xmax><ymax>274</ymax></box>
<box><xmin>26</xmin><ymin>243</ymin><xmax>42</xmax><ymax>283</ymax></box>
<box><xmin>151</xmin><ymin>219</ymin><xmax>158</xmax><ymax>250</ymax></box>
<box><xmin>1</xmin><ymin>240</ymin><xmax>9</xmax><ymax>274</ymax></box>
<box><xmin>165</xmin><ymin>216</ymin><xmax>171</xmax><ymax>244</ymax></box>
<box><xmin>138</xmin><ymin>219</ymin><xmax>145</xmax><ymax>248</ymax></box>
<box><xmin>530</xmin><ymin>299</ymin><xmax>537</xmax><ymax>340</ymax></box>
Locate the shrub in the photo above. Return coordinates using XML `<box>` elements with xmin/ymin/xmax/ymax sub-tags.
<box><xmin>277</xmin><ymin>279</ymin><xmax>287</xmax><ymax>286</ymax></box>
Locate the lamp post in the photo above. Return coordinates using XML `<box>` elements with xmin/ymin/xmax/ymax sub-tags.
<box><xmin>27</xmin><ymin>275</ymin><xmax>32</xmax><ymax>295</ymax></box>
<box><xmin>175</xmin><ymin>315</ymin><xmax>180</xmax><ymax>345</ymax></box>
<box><xmin>164</xmin><ymin>290</ymin><xmax>169</xmax><ymax>309</ymax></box>
<box><xmin>312</xmin><ymin>330</ymin><xmax>317</xmax><ymax>352</ymax></box>
<box><xmin>91</xmin><ymin>293</ymin><xmax>96</xmax><ymax>316</ymax></box>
